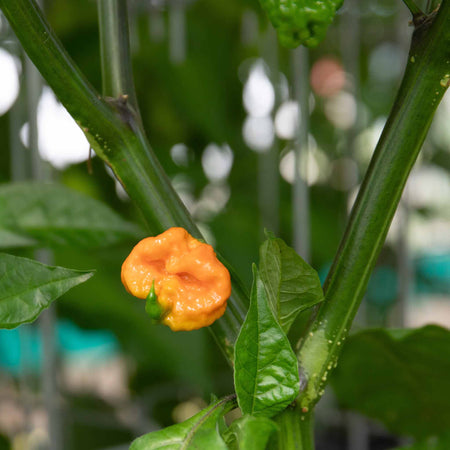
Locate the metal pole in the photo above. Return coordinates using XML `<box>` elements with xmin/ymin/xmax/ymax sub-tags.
<box><xmin>291</xmin><ymin>46</ymin><xmax>310</xmax><ymax>261</ymax></box>
<box><xmin>258</xmin><ymin>26</ymin><xmax>279</xmax><ymax>236</ymax></box>
<box><xmin>8</xmin><ymin>38</ymin><xmax>34</xmax><ymax>445</ymax></box>
<box><xmin>391</xmin><ymin>1</ymin><xmax>415</xmax><ymax>331</ymax></box>
<box><xmin>9</xmin><ymin>56</ymin><xmax>30</xmax><ymax>181</ymax></box>
<box><xmin>339</xmin><ymin>2</ymin><xmax>370</xmax><ymax>449</ymax></box>
<box><xmin>169</xmin><ymin>0</ymin><xmax>186</xmax><ymax>64</ymax></box>
<box><xmin>25</xmin><ymin>38</ymin><xmax>62</xmax><ymax>450</ymax></box>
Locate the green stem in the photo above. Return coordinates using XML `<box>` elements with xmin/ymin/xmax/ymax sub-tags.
<box><xmin>273</xmin><ymin>407</ymin><xmax>314</xmax><ymax>450</ymax></box>
<box><xmin>0</xmin><ymin>0</ymin><xmax>248</xmax><ymax>361</ymax></box>
<box><xmin>402</xmin><ymin>0</ymin><xmax>423</xmax><ymax>17</ymax></box>
<box><xmin>296</xmin><ymin>1</ymin><xmax>450</xmax><ymax>410</ymax></box>
<box><xmin>97</xmin><ymin>0</ymin><xmax>139</xmax><ymax>113</ymax></box>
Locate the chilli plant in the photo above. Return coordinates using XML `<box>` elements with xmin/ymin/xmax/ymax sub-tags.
<box><xmin>0</xmin><ymin>0</ymin><xmax>449</xmax><ymax>449</ymax></box>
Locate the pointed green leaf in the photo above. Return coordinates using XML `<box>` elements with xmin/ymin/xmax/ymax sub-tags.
<box><xmin>223</xmin><ymin>415</ymin><xmax>277</xmax><ymax>450</ymax></box>
<box><xmin>0</xmin><ymin>182</ymin><xmax>141</xmax><ymax>249</ymax></box>
<box><xmin>0</xmin><ymin>253</ymin><xmax>93</xmax><ymax>328</ymax></box>
<box><xmin>234</xmin><ymin>265</ymin><xmax>300</xmax><ymax>418</ymax></box>
<box><xmin>331</xmin><ymin>325</ymin><xmax>450</xmax><ymax>439</ymax></box>
<box><xmin>259</xmin><ymin>235</ymin><xmax>323</xmax><ymax>333</ymax></box>
<box><xmin>130</xmin><ymin>397</ymin><xmax>235</xmax><ymax>450</ymax></box>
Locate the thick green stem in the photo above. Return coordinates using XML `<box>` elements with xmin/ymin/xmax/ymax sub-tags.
<box><xmin>0</xmin><ymin>0</ymin><xmax>248</xmax><ymax>361</ymax></box>
<box><xmin>273</xmin><ymin>407</ymin><xmax>314</xmax><ymax>450</ymax></box>
<box><xmin>296</xmin><ymin>2</ymin><xmax>450</xmax><ymax>410</ymax></box>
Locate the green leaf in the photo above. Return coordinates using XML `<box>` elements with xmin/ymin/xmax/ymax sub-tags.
<box><xmin>130</xmin><ymin>396</ymin><xmax>235</xmax><ymax>449</ymax></box>
<box><xmin>223</xmin><ymin>415</ymin><xmax>277</xmax><ymax>450</ymax></box>
<box><xmin>331</xmin><ymin>325</ymin><xmax>450</xmax><ymax>439</ymax></box>
<box><xmin>0</xmin><ymin>182</ymin><xmax>141</xmax><ymax>249</ymax></box>
<box><xmin>234</xmin><ymin>265</ymin><xmax>300</xmax><ymax>418</ymax></box>
<box><xmin>0</xmin><ymin>253</ymin><xmax>93</xmax><ymax>328</ymax></box>
<box><xmin>259</xmin><ymin>234</ymin><xmax>323</xmax><ymax>333</ymax></box>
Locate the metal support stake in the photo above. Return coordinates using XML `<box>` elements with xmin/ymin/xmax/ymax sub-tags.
<box><xmin>258</xmin><ymin>26</ymin><xmax>280</xmax><ymax>236</ymax></box>
<box><xmin>291</xmin><ymin>46</ymin><xmax>310</xmax><ymax>261</ymax></box>
<box><xmin>25</xmin><ymin>47</ymin><xmax>61</xmax><ymax>449</ymax></box>
<box><xmin>169</xmin><ymin>0</ymin><xmax>186</xmax><ymax>64</ymax></box>
<box><xmin>339</xmin><ymin>2</ymin><xmax>370</xmax><ymax>448</ymax></box>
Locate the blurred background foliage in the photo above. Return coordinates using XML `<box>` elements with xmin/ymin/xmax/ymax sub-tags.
<box><xmin>0</xmin><ymin>0</ymin><xmax>449</xmax><ymax>448</ymax></box>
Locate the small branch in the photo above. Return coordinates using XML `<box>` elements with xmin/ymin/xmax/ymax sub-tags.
<box><xmin>402</xmin><ymin>0</ymin><xmax>424</xmax><ymax>18</ymax></box>
<box><xmin>296</xmin><ymin>0</ymin><xmax>450</xmax><ymax>410</ymax></box>
<box><xmin>97</xmin><ymin>0</ymin><xmax>140</xmax><ymax>113</ymax></box>
<box><xmin>426</xmin><ymin>0</ymin><xmax>441</xmax><ymax>14</ymax></box>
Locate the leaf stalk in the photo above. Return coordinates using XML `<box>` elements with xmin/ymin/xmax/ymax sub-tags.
<box><xmin>402</xmin><ymin>0</ymin><xmax>424</xmax><ymax>18</ymax></box>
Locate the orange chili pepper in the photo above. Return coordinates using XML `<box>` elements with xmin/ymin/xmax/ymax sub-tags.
<box><xmin>121</xmin><ymin>227</ymin><xmax>231</xmax><ymax>331</ymax></box>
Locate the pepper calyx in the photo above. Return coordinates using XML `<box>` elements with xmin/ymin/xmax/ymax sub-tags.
<box><xmin>145</xmin><ymin>280</ymin><xmax>165</xmax><ymax>321</ymax></box>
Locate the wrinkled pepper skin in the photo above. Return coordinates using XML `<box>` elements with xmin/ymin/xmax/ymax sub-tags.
<box><xmin>260</xmin><ymin>0</ymin><xmax>344</xmax><ymax>48</ymax></box>
<box><xmin>121</xmin><ymin>227</ymin><xmax>231</xmax><ymax>331</ymax></box>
